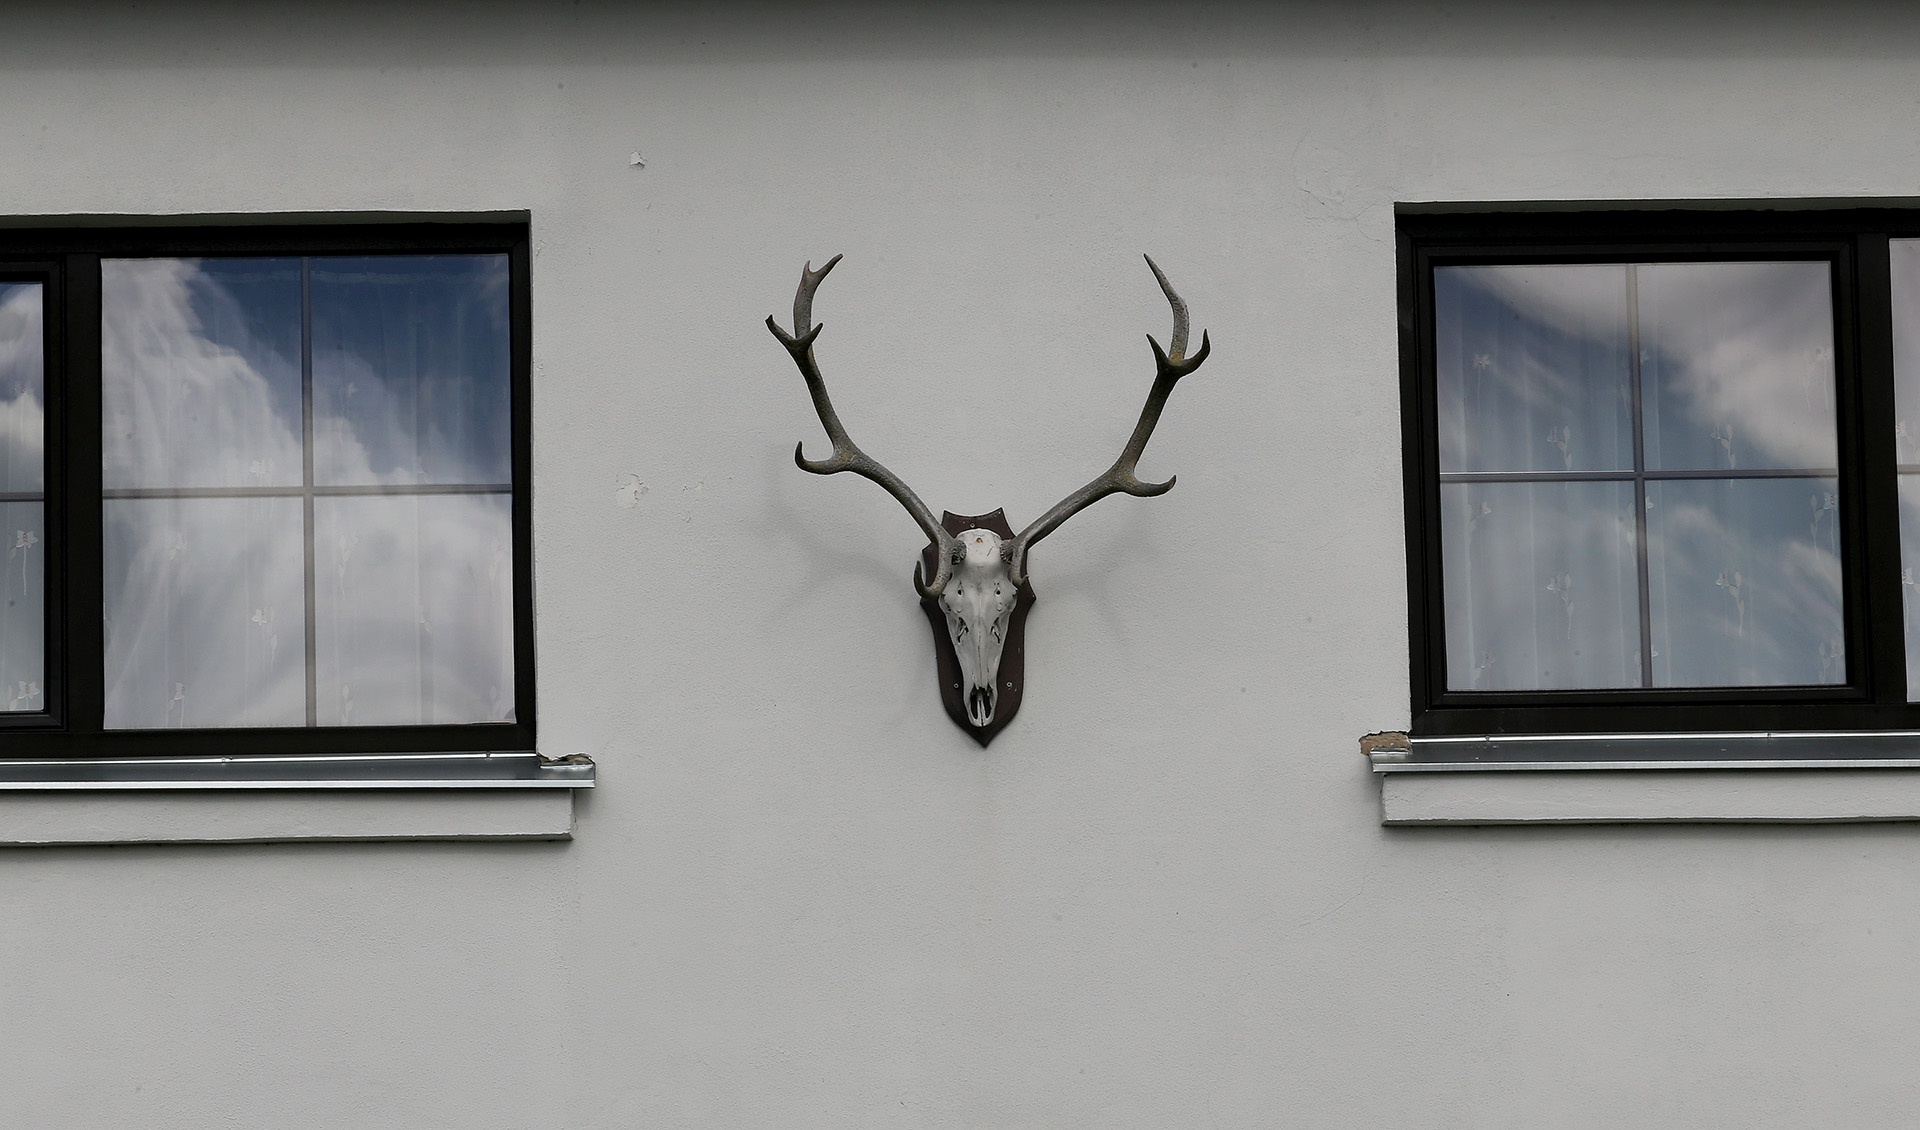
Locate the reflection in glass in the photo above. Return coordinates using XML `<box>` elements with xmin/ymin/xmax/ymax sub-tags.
<box><xmin>0</xmin><ymin>284</ymin><xmax>45</xmax><ymax>495</ymax></box>
<box><xmin>1435</xmin><ymin>265</ymin><xmax>1633</xmax><ymax>473</ymax></box>
<box><xmin>1892</xmin><ymin>241</ymin><xmax>1920</xmax><ymax>699</ymax></box>
<box><xmin>1441</xmin><ymin>482</ymin><xmax>1640</xmax><ymax>690</ymax></box>
<box><xmin>1891</xmin><ymin>242</ymin><xmax>1920</xmax><ymax>465</ymax></box>
<box><xmin>103</xmin><ymin>498</ymin><xmax>306</xmax><ymax>728</ymax></box>
<box><xmin>312</xmin><ymin>256</ymin><xmax>510</xmax><ymax>487</ymax></box>
<box><xmin>1646</xmin><ymin>478</ymin><xmax>1843</xmax><ymax>687</ymax></box>
<box><xmin>0</xmin><ymin>283</ymin><xmax>46</xmax><ymax>712</ymax></box>
<box><xmin>1900</xmin><ymin>478</ymin><xmax>1920</xmax><ymax>701</ymax></box>
<box><xmin>1639</xmin><ymin>263</ymin><xmax>1836</xmax><ymax>472</ymax></box>
<box><xmin>102</xmin><ymin>259</ymin><xmax>303</xmax><ymax>489</ymax></box>
<box><xmin>101</xmin><ymin>254</ymin><xmax>516</xmax><ymax>729</ymax></box>
<box><xmin>314</xmin><ymin>495</ymin><xmax>514</xmax><ymax>725</ymax></box>
<box><xmin>0</xmin><ymin>502</ymin><xmax>44</xmax><ymax>712</ymax></box>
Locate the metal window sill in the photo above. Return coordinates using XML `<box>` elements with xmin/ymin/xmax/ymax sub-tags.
<box><xmin>1366</xmin><ymin>733</ymin><xmax>1920</xmax><ymax>824</ymax></box>
<box><xmin>0</xmin><ymin>752</ymin><xmax>593</xmax><ymax>845</ymax></box>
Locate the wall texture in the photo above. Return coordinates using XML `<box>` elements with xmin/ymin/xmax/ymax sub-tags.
<box><xmin>6</xmin><ymin>2</ymin><xmax>1920</xmax><ymax>1126</ymax></box>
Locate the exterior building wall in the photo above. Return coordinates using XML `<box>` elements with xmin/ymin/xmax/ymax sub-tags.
<box><xmin>4</xmin><ymin>3</ymin><xmax>1918</xmax><ymax>1126</ymax></box>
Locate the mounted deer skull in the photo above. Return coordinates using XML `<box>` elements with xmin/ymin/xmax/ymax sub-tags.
<box><xmin>768</xmin><ymin>255</ymin><xmax>1211</xmax><ymax>745</ymax></box>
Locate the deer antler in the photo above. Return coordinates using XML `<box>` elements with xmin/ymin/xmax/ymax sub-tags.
<box><xmin>768</xmin><ymin>255</ymin><xmax>963</xmax><ymax>597</ymax></box>
<box><xmin>1003</xmin><ymin>255</ymin><xmax>1211</xmax><ymax>589</ymax></box>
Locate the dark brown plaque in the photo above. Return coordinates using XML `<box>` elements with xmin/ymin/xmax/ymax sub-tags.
<box><xmin>918</xmin><ymin>509</ymin><xmax>1035</xmax><ymax>747</ymax></box>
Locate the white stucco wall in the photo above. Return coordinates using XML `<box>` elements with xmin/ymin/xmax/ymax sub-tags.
<box><xmin>6</xmin><ymin>2</ymin><xmax>1920</xmax><ymax>1126</ymax></box>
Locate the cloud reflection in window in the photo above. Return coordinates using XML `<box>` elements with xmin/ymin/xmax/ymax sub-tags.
<box><xmin>0</xmin><ymin>283</ymin><xmax>44</xmax><ymax>711</ymax></box>
<box><xmin>100</xmin><ymin>257</ymin><xmax>513</xmax><ymax>729</ymax></box>
<box><xmin>1438</xmin><ymin>260</ymin><xmax>1843</xmax><ymax>690</ymax></box>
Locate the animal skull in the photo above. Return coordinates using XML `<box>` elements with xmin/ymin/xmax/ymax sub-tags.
<box><xmin>769</xmin><ymin>254</ymin><xmax>1210</xmax><ymax>743</ymax></box>
<box><xmin>938</xmin><ymin>529</ymin><xmax>1021</xmax><ymax>726</ymax></box>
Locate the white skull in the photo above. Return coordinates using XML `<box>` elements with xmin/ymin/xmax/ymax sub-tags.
<box><xmin>938</xmin><ymin>528</ymin><xmax>1020</xmax><ymax>727</ymax></box>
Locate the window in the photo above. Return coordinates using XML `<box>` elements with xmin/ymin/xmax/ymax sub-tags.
<box><xmin>1398</xmin><ymin>205</ymin><xmax>1920</xmax><ymax>742</ymax></box>
<box><xmin>0</xmin><ymin>220</ymin><xmax>532</xmax><ymax>760</ymax></box>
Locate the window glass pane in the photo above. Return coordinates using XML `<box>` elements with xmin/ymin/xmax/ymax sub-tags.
<box><xmin>1440</xmin><ymin>481</ymin><xmax>1641</xmax><ymax>690</ymax></box>
<box><xmin>102</xmin><ymin>258</ymin><xmax>303</xmax><ymax>489</ymax></box>
<box><xmin>103</xmin><ymin>497</ymin><xmax>306</xmax><ymax>728</ymax></box>
<box><xmin>1434</xmin><ymin>265</ymin><xmax>1633</xmax><ymax>473</ymax></box>
<box><xmin>100</xmin><ymin>251</ymin><xmax>517</xmax><ymax>732</ymax></box>
<box><xmin>1645</xmin><ymin>478</ymin><xmax>1843</xmax><ymax>687</ymax></box>
<box><xmin>0</xmin><ymin>284</ymin><xmax>45</xmax><ymax>713</ymax></box>
<box><xmin>1893</xmin><ymin>242</ymin><xmax>1920</xmax><ymax>466</ymax></box>
<box><xmin>0</xmin><ymin>283</ymin><xmax>45</xmax><ymax>494</ymax></box>
<box><xmin>311</xmin><ymin>255</ymin><xmax>510</xmax><ymax>487</ymax></box>
<box><xmin>1899</xmin><ymin>477</ymin><xmax>1920</xmax><ymax>702</ymax></box>
<box><xmin>1889</xmin><ymin>240</ymin><xmax>1920</xmax><ymax>701</ymax></box>
<box><xmin>1639</xmin><ymin>262</ymin><xmax>1837</xmax><ymax>472</ymax></box>
<box><xmin>314</xmin><ymin>494</ymin><xmax>513</xmax><ymax>725</ymax></box>
<box><xmin>0</xmin><ymin>501</ymin><xmax>44</xmax><ymax>712</ymax></box>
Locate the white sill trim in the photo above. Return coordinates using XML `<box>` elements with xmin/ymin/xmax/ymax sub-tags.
<box><xmin>0</xmin><ymin>753</ymin><xmax>593</xmax><ymax>845</ymax></box>
<box><xmin>1370</xmin><ymin>733</ymin><xmax>1920</xmax><ymax>824</ymax></box>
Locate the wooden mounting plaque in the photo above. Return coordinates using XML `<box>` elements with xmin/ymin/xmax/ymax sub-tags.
<box><xmin>918</xmin><ymin>509</ymin><xmax>1035</xmax><ymax>747</ymax></box>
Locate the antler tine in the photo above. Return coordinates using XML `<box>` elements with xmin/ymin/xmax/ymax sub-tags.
<box><xmin>767</xmin><ymin>256</ymin><xmax>962</xmax><ymax>597</ymax></box>
<box><xmin>1144</xmin><ymin>254</ymin><xmax>1188</xmax><ymax>361</ymax></box>
<box><xmin>792</xmin><ymin>254</ymin><xmax>840</xmax><ymax>336</ymax></box>
<box><xmin>1003</xmin><ymin>255</ymin><xmax>1212</xmax><ymax>589</ymax></box>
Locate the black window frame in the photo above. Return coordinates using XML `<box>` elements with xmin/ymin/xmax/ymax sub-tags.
<box><xmin>0</xmin><ymin>218</ymin><xmax>534</xmax><ymax>759</ymax></box>
<box><xmin>1399</xmin><ymin>204</ymin><xmax>1920</xmax><ymax>739</ymax></box>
